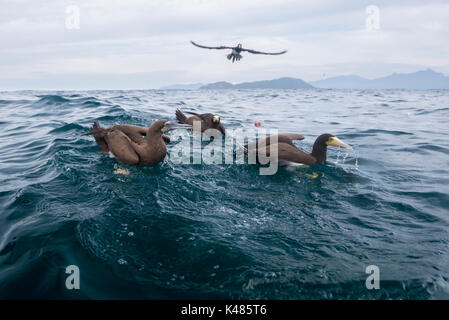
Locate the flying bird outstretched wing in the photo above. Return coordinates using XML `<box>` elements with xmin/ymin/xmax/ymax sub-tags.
<box><xmin>241</xmin><ymin>48</ymin><xmax>287</xmax><ymax>55</ymax></box>
<box><xmin>191</xmin><ymin>41</ymin><xmax>233</xmax><ymax>50</ymax></box>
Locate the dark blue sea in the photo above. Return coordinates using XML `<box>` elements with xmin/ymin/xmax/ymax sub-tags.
<box><xmin>1</xmin><ymin>89</ymin><xmax>448</xmax><ymax>299</ymax></box>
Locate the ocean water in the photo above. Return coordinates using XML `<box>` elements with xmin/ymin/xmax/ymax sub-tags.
<box><xmin>0</xmin><ymin>89</ymin><xmax>448</xmax><ymax>299</ymax></box>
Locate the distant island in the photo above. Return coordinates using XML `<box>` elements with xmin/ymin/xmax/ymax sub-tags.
<box><xmin>200</xmin><ymin>77</ymin><xmax>313</xmax><ymax>90</ymax></box>
<box><xmin>159</xmin><ymin>77</ymin><xmax>313</xmax><ymax>90</ymax></box>
<box><xmin>160</xmin><ymin>83</ymin><xmax>204</xmax><ymax>90</ymax></box>
<box><xmin>312</xmin><ymin>69</ymin><xmax>449</xmax><ymax>90</ymax></box>
<box><xmin>160</xmin><ymin>69</ymin><xmax>449</xmax><ymax>90</ymax></box>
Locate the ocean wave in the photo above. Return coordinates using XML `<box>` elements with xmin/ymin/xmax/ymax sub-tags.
<box><xmin>0</xmin><ymin>89</ymin><xmax>448</xmax><ymax>299</ymax></box>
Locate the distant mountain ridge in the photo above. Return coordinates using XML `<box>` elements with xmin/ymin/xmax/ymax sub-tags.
<box><xmin>312</xmin><ymin>69</ymin><xmax>449</xmax><ymax>89</ymax></box>
<box><xmin>200</xmin><ymin>77</ymin><xmax>313</xmax><ymax>90</ymax></box>
<box><xmin>159</xmin><ymin>69</ymin><xmax>449</xmax><ymax>90</ymax></box>
<box><xmin>160</xmin><ymin>83</ymin><xmax>204</xmax><ymax>90</ymax></box>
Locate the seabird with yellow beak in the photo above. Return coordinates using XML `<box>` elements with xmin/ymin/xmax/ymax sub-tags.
<box><xmin>247</xmin><ymin>133</ymin><xmax>352</xmax><ymax>166</ymax></box>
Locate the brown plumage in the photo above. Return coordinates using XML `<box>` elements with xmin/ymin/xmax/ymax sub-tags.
<box><xmin>176</xmin><ymin>109</ymin><xmax>226</xmax><ymax>135</ymax></box>
<box><xmin>244</xmin><ymin>133</ymin><xmax>305</xmax><ymax>150</ymax></box>
<box><xmin>83</xmin><ymin>120</ymin><xmax>190</xmax><ymax>165</ymax></box>
<box><xmin>247</xmin><ymin>133</ymin><xmax>352</xmax><ymax>166</ymax></box>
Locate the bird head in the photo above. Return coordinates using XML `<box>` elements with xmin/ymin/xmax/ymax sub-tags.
<box><xmin>311</xmin><ymin>133</ymin><xmax>352</xmax><ymax>163</ymax></box>
<box><xmin>318</xmin><ymin>133</ymin><xmax>352</xmax><ymax>149</ymax></box>
<box><xmin>212</xmin><ymin>115</ymin><xmax>221</xmax><ymax>124</ymax></box>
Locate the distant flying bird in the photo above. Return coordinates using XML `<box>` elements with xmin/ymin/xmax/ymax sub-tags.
<box><xmin>190</xmin><ymin>41</ymin><xmax>287</xmax><ymax>63</ymax></box>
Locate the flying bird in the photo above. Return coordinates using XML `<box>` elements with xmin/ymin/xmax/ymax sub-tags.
<box><xmin>190</xmin><ymin>41</ymin><xmax>287</xmax><ymax>63</ymax></box>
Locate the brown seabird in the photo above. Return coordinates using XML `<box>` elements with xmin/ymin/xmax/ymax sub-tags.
<box><xmin>191</xmin><ymin>41</ymin><xmax>287</xmax><ymax>63</ymax></box>
<box><xmin>246</xmin><ymin>133</ymin><xmax>352</xmax><ymax>166</ymax></box>
<box><xmin>175</xmin><ymin>109</ymin><xmax>226</xmax><ymax>135</ymax></box>
<box><xmin>83</xmin><ymin>120</ymin><xmax>191</xmax><ymax>165</ymax></box>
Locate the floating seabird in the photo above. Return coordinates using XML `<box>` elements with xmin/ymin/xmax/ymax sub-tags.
<box><xmin>246</xmin><ymin>133</ymin><xmax>352</xmax><ymax>166</ymax></box>
<box><xmin>83</xmin><ymin>120</ymin><xmax>191</xmax><ymax>165</ymax></box>
<box><xmin>175</xmin><ymin>109</ymin><xmax>226</xmax><ymax>134</ymax></box>
<box><xmin>190</xmin><ymin>41</ymin><xmax>287</xmax><ymax>63</ymax></box>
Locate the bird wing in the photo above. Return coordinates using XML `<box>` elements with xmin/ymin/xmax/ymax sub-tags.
<box><xmin>184</xmin><ymin>112</ymin><xmax>225</xmax><ymax>133</ymax></box>
<box><xmin>186</xmin><ymin>112</ymin><xmax>215</xmax><ymax>121</ymax></box>
<box><xmin>191</xmin><ymin>41</ymin><xmax>233</xmax><ymax>50</ymax></box>
<box><xmin>240</xmin><ymin>48</ymin><xmax>287</xmax><ymax>55</ymax></box>
<box><xmin>278</xmin><ymin>133</ymin><xmax>305</xmax><ymax>142</ymax></box>
<box><xmin>259</xmin><ymin>143</ymin><xmax>317</xmax><ymax>166</ymax></box>
<box><xmin>245</xmin><ymin>133</ymin><xmax>305</xmax><ymax>151</ymax></box>
<box><xmin>185</xmin><ymin>111</ymin><xmax>201</xmax><ymax>117</ymax></box>
<box><xmin>111</xmin><ymin>125</ymin><xmax>147</xmax><ymax>143</ymax></box>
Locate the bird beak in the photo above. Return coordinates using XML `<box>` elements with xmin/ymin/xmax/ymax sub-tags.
<box><xmin>326</xmin><ymin>136</ymin><xmax>352</xmax><ymax>149</ymax></box>
<box><xmin>163</xmin><ymin>121</ymin><xmax>192</xmax><ymax>132</ymax></box>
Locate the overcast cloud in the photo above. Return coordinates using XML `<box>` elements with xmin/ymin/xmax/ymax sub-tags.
<box><xmin>1</xmin><ymin>0</ymin><xmax>449</xmax><ymax>89</ymax></box>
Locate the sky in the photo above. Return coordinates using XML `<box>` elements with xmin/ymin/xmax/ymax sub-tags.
<box><xmin>1</xmin><ymin>0</ymin><xmax>449</xmax><ymax>90</ymax></box>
